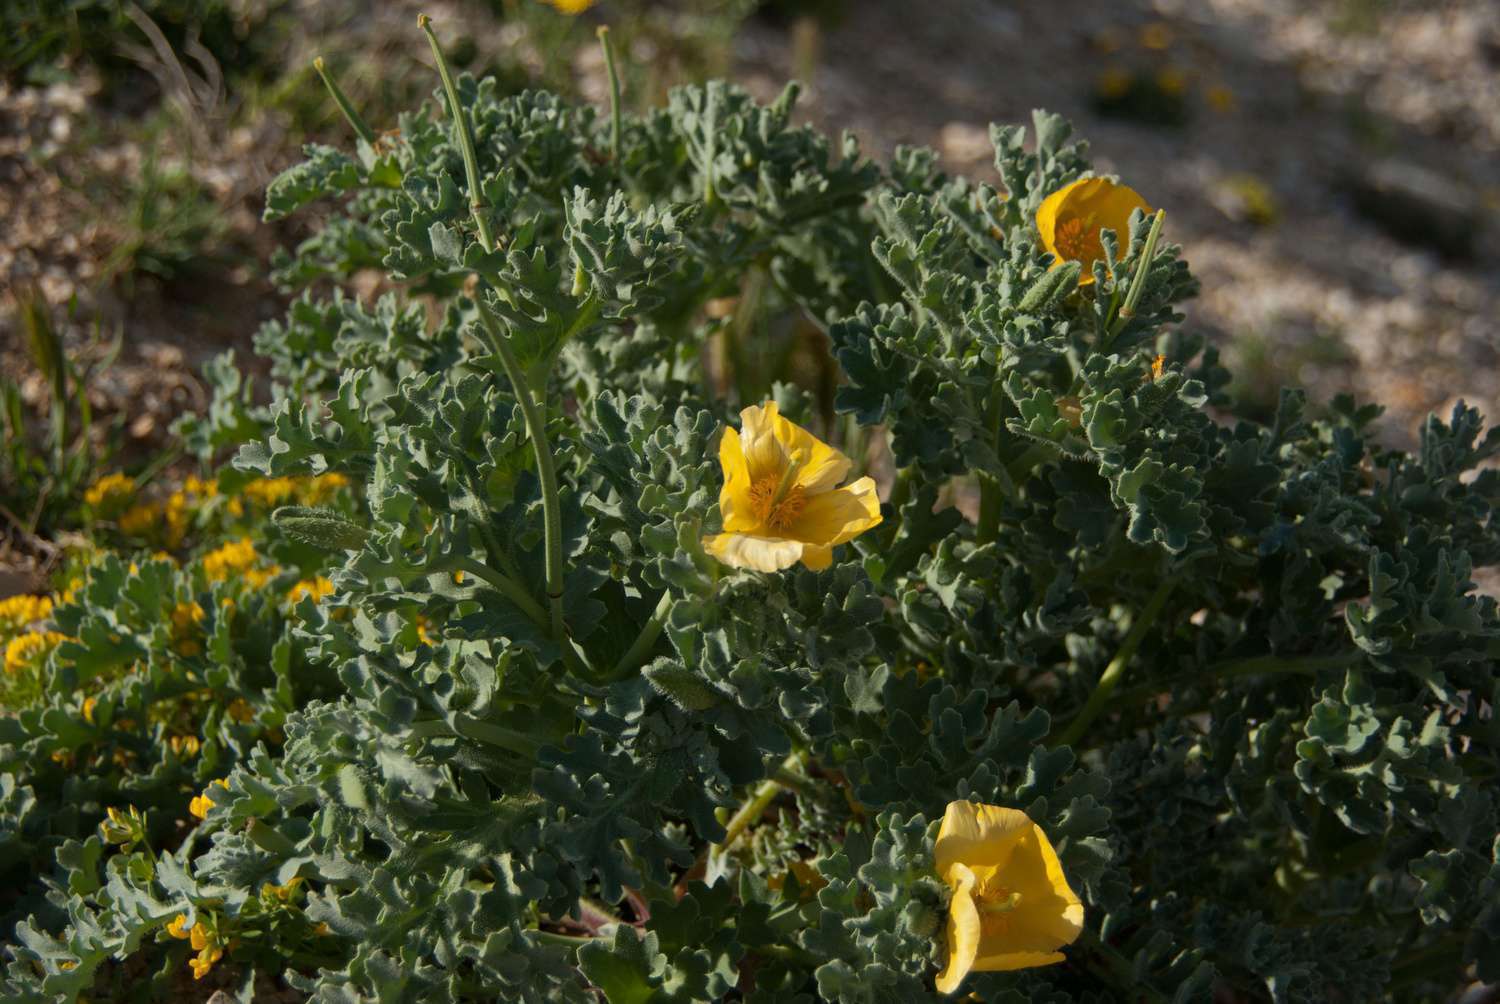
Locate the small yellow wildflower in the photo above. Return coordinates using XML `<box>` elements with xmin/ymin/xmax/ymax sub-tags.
<box><xmin>84</xmin><ymin>472</ymin><xmax>136</xmax><ymax>510</ymax></box>
<box><xmin>1151</xmin><ymin>354</ymin><xmax>1166</xmax><ymax>381</ymax></box>
<box><xmin>242</xmin><ymin>477</ymin><xmax>299</xmax><ymax>508</ymax></box>
<box><xmin>1035</xmin><ymin>177</ymin><xmax>1152</xmax><ymax>286</ymax></box>
<box><xmin>183</xmin><ymin>474</ymin><xmax>217</xmax><ymax>498</ymax></box>
<box><xmin>933</xmin><ymin>800</ymin><xmax>1084</xmax><ymax>995</ymax></box>
<box><xmin>117</xmin><ymin>501</ymin><xmax>160</xmax><ymax>539</ymax></box>
<box><xmin>1139</xmin><ymin>21</ymin><xmax>1173</xmax><ymax>50</ymax></box>
<box><xmin>202</xmin><ymin>537</ymin><xmax>259</xmax><ymax>582</ymax></box>
<box><xmin>99</xmin><ymin>805</ymin><xmax>147</xmax><ymax>848</ymax></box>
<box><xmin>261</xmin><ymin>876</ymin><xmax>305</xmax><ymax>903</ymax></box>
<box><xmin>5</xmin><ymin>631</ymin><xmax>67</xmax><ymax>674</ymax></box>
<box><xmin>286</xmin><ymin>570</ymin><xmax>334</xmax><ymax>603</ymax></box>
<box><xmin>1095</xmin><ymin>66</ymin><xmax>1132</xmax><ymax>101</ymax></box>
<box><xmin>169</xmin><ymin>735</ymin><xmax>201</xmax><ymax>758</ymax></box>
<box><xmin>244</xmin><ymin>565</ymin><xmax>282</xmax><ymax>589</ymax></box>
<box><xmin>82</xmin><ymin>696</ymin><xmax>97</xmax><ymax>724</ymax></box>
<box><xmin>169</xmin><ymin>913</ymin><xmax>226</xmax><ymax>980</ymax></box>
<box><xmin>170</xmin><ymin>602</ymin><xmax>205</xmax><ymax>658</ymax></box>
<box><xmin>58</xmin><ymin>578</ymin><xmax>83</xmax><ymax>605</ymax></box>
<box><xmin>541</xmin><ymin>0</ymin><xmax>596</xmax><ymax>13</ymax></box>
<box><xmin>701</xmin><ymin>403</ymin><xmax>881</xmax><ymax>572</ymax></box>
<box><xmin>301</xmin><ymin>472</ymin><xmax>351</xmax><ymax>505</ymax></box>
<box><xmin>1206</xmin><ymin>84</ymin><xmax>1236</xmax><ymax>113</ymax></box>
<box><xmin>416</xmin><ymin>616</ymin><xmax>436</xmax><ymax>646</ymax></box>
<box><xmin>226</xmin><ymin>698</ymin><xmax>255</xmax><ymax>724</ymax></box>
<box><xmin>1155</xmin><ymin>67</ymin><xmax>1187</xmax><ymax>98</ymax></box>
<box><xmin>189</xmin><ymin>778</ymin><xmax>231</xmax><ymax>820</ymax></box>
<box><xmin>0</xmin><ymin>594</ymin><xmax>52</xmax><ymax>631</ymax></box>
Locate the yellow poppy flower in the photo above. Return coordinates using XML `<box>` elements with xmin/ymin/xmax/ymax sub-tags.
<box><xmin>933</xmin><ymin>800</ymin><xmax>1084</xmax><ymax>995</ymax></box>
<box><xmin>701</xmin><ymin>402</ymin><xmax>881</xmax><ymax>572</ymax></box>
<box><xmin>1035</xmin><ymin>177</ymin><xmax>1151</xmax><ymax>286</ymax></box>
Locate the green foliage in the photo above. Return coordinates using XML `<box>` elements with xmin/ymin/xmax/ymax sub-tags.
<box><xmin>4</xmin><ymin>30</ymin><xmax>1497</xmax><ymax>1004</ymax></box>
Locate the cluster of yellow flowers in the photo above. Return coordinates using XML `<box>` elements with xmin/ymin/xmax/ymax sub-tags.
<box><xmin>189</xmin><ymin>778</ymin><xmax>230</xmax><ymax>820</ymax></box>
<box><xmin>169</xmin><ymin>601</ymin><xmax>205</xmax><ymax>657</ymax></box>
<box><xmin>83</xmin><ymin>472</ymin><xmax>136</xmax><ymax>511</ymax></box>
<box><xmin>116</xmin><ymin>474</ymin><xmax>217</xmax><ymax>545</ymax></box>
<box><xmin>167</xmin><ymin>913</ymin><xmax>226</xmax><ymax>980</ymax></box>
<box><xmin>239</xmin><ymin>473</ymin><xmax>350</xmax><ymax>510</ymax></box>
<box><xmin>287</xmin><ymin>576</ymin><xmax>335</xmax><ymax>605</ymax></box>
<box><xmin>0</xmin><ymin>594</ymin><xmax>52</xmax><ymax>632</ymax></box>
<box><xmin>4</xmin><ymin>630</ymin><xmax>68</xmax><ymax>675</ymax></box>
<box><xmin>201</xmin><ymin>537</ymin><xmax>279</xmax><ymax>587</ymax></box>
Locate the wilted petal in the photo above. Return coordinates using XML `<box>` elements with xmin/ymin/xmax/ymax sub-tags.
<box><xmin>701</xmin><ymin>532</ymin><xmax>805</xmax><ymax>572</ymax></box>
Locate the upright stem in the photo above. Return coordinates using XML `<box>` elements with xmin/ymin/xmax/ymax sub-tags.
<box><xmin>596</xmin><ymin>26</ymin><xmax>623</xmax><ymax>164</ymax></box>
<box><xmin>1052</xmin><ymin>578</ymin><xmax>1175</xmax><ymax>748</ymax></box>
<box><xmin>714</xmin><ymin>750</ymin><xmax>805</xmax><ymax>855</ymax></box>
<box><xmin>453</xmin><ymin>555</ymin><xmax>549</xmax><ymax>629</ymax></box>
<box><xmin>609</xmin><ymin>590</ymin><xmax>673</xmax><ymax>679</ymax></box>
<box><xmin>474</xmin><ymin>301</ymin><xmax>571</xmax><ymax>647</ymax></box>
<box><xmin>312</xmin><ymin>56</ymin><xmax>376</xmax><ymax>146</ymax></box>
<box><xmin>419</xmin><ymin>14</ymin><xmax>496</xmax><ymax>252</ymax></box>
<box><xmin>421</xmin><ymin>14</ymin><xmax>572</xmax><ymax>656</ymax></box>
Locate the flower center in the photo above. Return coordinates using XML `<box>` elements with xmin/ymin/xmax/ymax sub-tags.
<box><xmin>1053</xmin><ymin>214</ymin><xmax>1102</xmax><ymax>263</ymax></box>
<box><xmin>977</xmin><ymin>888</ymin><xmax>1022</xmax><ymax>937</ymax></box>
<box><xmin>749</xmin><ymin>476</ymin><xmax>808</xmax><ymax>531</ymax></box>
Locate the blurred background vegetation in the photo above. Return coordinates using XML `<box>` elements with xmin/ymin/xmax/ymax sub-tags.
<box><xmin>3</xmin><ymin>0</ymin><xmax>1499</xmax><ymax>589</ymax></box>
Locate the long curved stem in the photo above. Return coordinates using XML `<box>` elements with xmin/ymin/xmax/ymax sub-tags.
<box><xmin>596</xmin><ymin>26</ymin><xmax>623</xmax><ymax>164</ymax></box>
<box><xmin>453</xmin><ymin>556</ymin><xmax>548</xmax><ymax>628</ymax></box>
<box><xmin>419</xmin><ymin>14</ymin><xmax>494</xmax><ymax>251</ymax></box>
<box><xmin>473</xmin><ymin>301</ymin><xmax>570</xmax><ymax>646</ymax></box>
<box><xmin>609</xmin><ymin>590</ymin><xmax>673</xmax><ymax>679</ymax></box>
<box><xmin>421</xmin><ymin>15</ymin><xmax>574</xmax><ymax>661</ymax></box>
<box><xmin>312</xmin><ymin>56</ymin><xmax>376</xmax><ymax>146</ymax></box>
<box><xmin>1052</xmin><ymin>578</ymin><xmax>1175</xmax><ymax>748</ymax></box>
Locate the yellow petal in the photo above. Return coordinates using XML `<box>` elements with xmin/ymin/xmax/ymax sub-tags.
<box><xmin>717</xmin><ymin>427</ymin><xmax>761</xmax><ymax>533</ymax></box>
<box><xmin>786</xmin><ymin>476</ymin><xmax>881</xmax><ymax>547</ymax></box>
<box><xmin>934</xmin><ymin>801</ymin><xmax>1034</xmax><ymax>878</ymax></box>
<box><xmin>799</xmin><ymin>544</ymin><xmax>833</xmax><ymax>571</ymax></box>
<box><xmin>702</xmin><ymin>533</ymin><xmax>805</xmax><ymax>572</ymax></box>
<box><xmin>935</xmin><ymin>862</ymin><xmax>981</xmax><ymax>995</ymax></box>
<box><xmin>738</xmin><ymin>402</ymin><xmax>790</xmax><ymax>483</ymax></box>
<box><xmin>767</xmin><ymin>412</ymin><xmax>851</xmax><ymax>494</ymax></box>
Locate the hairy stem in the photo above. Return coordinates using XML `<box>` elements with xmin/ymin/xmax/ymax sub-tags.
<box><xmin>418</xmin><ymin>14</ymin><xmax>495</xmax><ymax>251</ymax></box>
<box><xmin>609</xmin><ymin>590</ymin><xmax>673</xmax><ymax>680</ymax></box>
<box><xmin>596</xmin><ymin>26</ymin><xmax>623</xmax><ymax>164</ymax></box>
<box><xmin>312</xmin><ymin>56</ymin><xmax>376</xmax><ymax>146</ymax></box>
<box><xmin>473</xmin><ymin>301</ymin><xmax>571</xmax><ymax>649</ymax></box>
<box><xmin>453</xmin><ymin>556</ymin><xmax>549</xmax><ymax>628</ymax></box>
